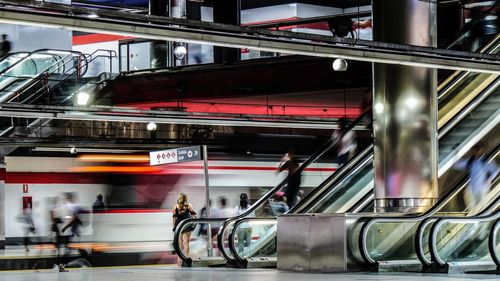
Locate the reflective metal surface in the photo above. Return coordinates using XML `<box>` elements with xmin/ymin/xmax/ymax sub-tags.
<box><xmin>277</xmin><ymin>214</ymin><xmax>347</xmax><ymax>272</ymax></box>
<box><xmin>373</xmin><ymin>0</ymin><xmax>438</xmax><ymax>212</ymax></box>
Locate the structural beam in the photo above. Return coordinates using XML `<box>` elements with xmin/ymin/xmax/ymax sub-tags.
<box><xmin>0</xmin><ymin>0</ymin><xmax>498</xmax><ymax>74</ymax></box>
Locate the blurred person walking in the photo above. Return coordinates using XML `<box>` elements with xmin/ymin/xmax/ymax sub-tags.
<box><xmin>21</xmin><ymin>205</ymin><xmax>36</xmax><ymax>252</ymax></box>
<box><xmin>278</xmin><ymin>149</ymin><xmax>302</xmax><ymax>209</ymax></box>
<box><xmin>172</xmin><ymin>193</ymin><xmax>197</xmax><ymax>266</ymax></box>
<box><xmin>235</xmin><ymin>193</ymin><xmax>252</xmax><ymax>254</ymax></box>
<box><xmin>332</xmin><ymin>117</ymin><xmax>357</xmax><ymax>166</ymax></box>
<box><xmin>0</xmin><ymin>34</ymin><xmax>11</xmax><ymax>58</ymax></box>
<box><xmin>92</xmin><ymin>194</ymin><xmax>105</xmax><ymax>212</ymax></box>
<box><xmin>453</xmin><ymin>143</ymin><xmax>499</xmax><ymax>211</ymax></box>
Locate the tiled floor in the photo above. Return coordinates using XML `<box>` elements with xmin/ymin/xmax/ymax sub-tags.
<box><xmin>0</xmin><ymin>266</ymin><xmax>498</xmax><ymax>281</ymax></box>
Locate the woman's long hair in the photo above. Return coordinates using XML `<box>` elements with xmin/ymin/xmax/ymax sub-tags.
<box><xmin>177</xmin><ymin>193</ymin><xmax>188</xmax><ymax>210</ymax></box>
<box><xmin>239</xmin><ymin>193</ymin><xmax>249</xmax><ymax>210</ymax></box>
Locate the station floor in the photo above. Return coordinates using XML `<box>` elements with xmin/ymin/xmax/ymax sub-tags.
<box><xmin>0</xmin><ymin>266</ymin><xmax>499</xmax><ymax>281</ymax></box>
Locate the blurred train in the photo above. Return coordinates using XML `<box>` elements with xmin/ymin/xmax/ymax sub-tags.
<box><xmin>3</xmin><ymin>153</ymin><xmax>337</xmax><ymax>249</ymax></box>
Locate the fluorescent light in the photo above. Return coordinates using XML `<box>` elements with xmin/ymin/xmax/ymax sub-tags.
<box><xmin>87</xmin><ymin>13</ymin><xmax>99</xmax><ymax>19</ymax></box>
<box><xmin>76</xmin><ymin>92</ymin><xmax>90</xmax><ymax>106</ymax></box>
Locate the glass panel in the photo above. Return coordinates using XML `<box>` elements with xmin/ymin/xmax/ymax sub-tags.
<box><xmin>365</xmin><ymin>221</ymin><xmax>419</xmax><ymax>261</ymax></box>
<box><xmin>434</xmin><ymin>220</ymin><xmax>494</xmax><ymax>263</ymax></box>
<box><xmin>175</xmin><ymin>219</ymin><xmax>227</xmax><ymax>261</ymax></box>
<box><xmin>232</xmin><ymin>218</ymin><xmax>277</xmax><ymax>260</ymax></box>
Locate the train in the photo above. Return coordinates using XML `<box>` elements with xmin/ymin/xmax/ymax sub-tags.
<box><xmin>3</xmin><ymin>153</ymin><xmax>337</xmax><ymax>249</ymax></box>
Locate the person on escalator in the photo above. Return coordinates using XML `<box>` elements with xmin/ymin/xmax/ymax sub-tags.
<box><xmin>453</xmin><ymin>143</ymin><xmax>499</xmax><ymax>211</ymax></box>
<box><xmin>235</xmin><ymin>193</ymin><xmax>253</xmax><ymax>255</ymax></box>
<box><xmin>0</xmin><ymin>34</ymin><xmax>11</xmax><ymax>58</ymax></box>
<box><xmin>172</xmin><ymin>193</ymin><xmax>197</xmax><ymax>266</ymax></box>
<box><xmin>466</xmin><ymin>0</ymin><xmax>499</xmax><ymax>52</ymax></box>
<box><xmin>332</xmin><ymin>117</ymin><xmax>357</xmax><ymax>166</ymax></box>
<box><xmin>278</xmin><ymin>149</ymin><xmax>302</xmax><ymax>209</ymax></box>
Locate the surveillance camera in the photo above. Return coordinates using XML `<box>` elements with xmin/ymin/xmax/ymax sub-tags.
<box><xmin>70</xmin><ymin>147</ymin><xmax>78</xmax><ymax>154</ymax></box>
<box><xmin>332</xmin><ymin>58</ymin><xmax>348</xmax><ymax>71</ymax></box>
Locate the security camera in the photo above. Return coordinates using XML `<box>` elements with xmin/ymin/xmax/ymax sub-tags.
<box><xmin>70</xmin><ymin>147</ymin><xmax>78</xmax><ymax>154</ymax></box>
<box><xmin>332</xmin><ymin>58</ymin><xmax>348</xmax><ymax>71</ymax></box>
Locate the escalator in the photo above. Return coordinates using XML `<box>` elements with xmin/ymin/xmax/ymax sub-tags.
<box><xmin>0</xmin><ymin>49</ymin><xmax>117</xmax><ymax>138</ymax></box>
<box><xmin>173</xmin><ymin>33</ymin><xmax>500</xmax><ymax>268</ymax></box>
<box><xmin>418</xmin><ymin>192</ymin><xmax>500</xmax><ymax>273</ymax></box>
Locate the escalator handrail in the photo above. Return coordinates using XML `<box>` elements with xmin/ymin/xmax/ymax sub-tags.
<box><xmin>228</xmin><ymin>217</ymin><xmax>278</xmax><ymax>263</ymax></box>
<box><xmin>438</xmin><ymin>77</ymin><xmax>500</xmax><ymax>139</ymax></box>
<box><xmin>490</xmin><ymin>218</ymin><xmax>500</xmax><ymax>266</ymax></box>
<box><xmin>214</xmin><ymin>112</ymin><xmax>369</xmax><ymax>262</ymax></box>
<box><xmin>0</xmin><ymin>49</ymin><xmax>82</xmax><ymax>77</ymax></box>
<box><xmin>226</xmin><ymin>145</ymin><xmax>374</xmax><ymax>263</ymax></box>
<box><xmin>438</xmin><ymin>34</ymin><xmax>500</xmax><ymax>101</ymax></box>
<box><xmin>172</xmin><ymin>217</ymin><xmax>228</xmax><ymax>266</ymax></box>
<box><xmin>429</xmin><ymin>194</ymin><xmax>500</xmax><ymax>266</ymax></box>
<box><xmin>416</xmin><ymin>180</ymin><xmax>500</xmax><ymax>266</ymax></box>
<box><xmin>6</xmin><ymin>52</ymin><xmax>84</xmax><ymax>103</ymax></box>
<box><xmin>359</xmin><ymin>144</ymin><xmax>500</xmax><ymax>265</ymax></box>
<box><xmin>416</xmin><ymin>152</ymin><xmax>500</xmax><ymax>266</ymax></box>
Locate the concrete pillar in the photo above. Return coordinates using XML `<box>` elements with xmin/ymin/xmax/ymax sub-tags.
<box><xmin>372</xmin><ymin>0</ymin><xmax>438</xmax><ymax>213</ymax></box>
<box><xmin>213</xmin><ymin>0</ymin><xmax>241</xmax><ymax>64</ymax></box>
<box><xmin>149</xmin><ymin>0</ymin><xmax>168</xmax><ymax>68</ymax></box>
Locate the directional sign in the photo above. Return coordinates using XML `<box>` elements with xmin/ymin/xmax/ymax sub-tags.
<box><xmin>149</xmin><ymin>146</ymin><xmax>202</xmax><ymax>166</ymax></box>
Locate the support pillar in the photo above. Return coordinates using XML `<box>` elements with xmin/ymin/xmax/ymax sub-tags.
<box><xmin>373</xmin><ymin>0</ymin><xmax>438</xmax><ymax>213</ymax></box>
<box><xmin>213</xmin><ymin>0</ymin><xmax>241</xmax><ymax>64</ymax></box>
<box><xmin>149</xmin><ymin>0</ymin><xmax>168</xmax><ymax>69</ymax></box>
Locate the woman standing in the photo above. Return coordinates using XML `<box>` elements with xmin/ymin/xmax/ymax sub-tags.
<box><xmin>235</xmin><ymin>193</ymin><xmax>253</xmax><ymax>255</ymax></box>
<box><xmin>173</xmin><ymin>193</ymin><xmax>197</xmax><ymax>265</ymax></box>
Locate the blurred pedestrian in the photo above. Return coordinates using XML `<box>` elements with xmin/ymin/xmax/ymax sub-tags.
<box><xmin>22</xmin><ymin>205</ymin><xmax>36</xmax><ymax>252</ymax></box>
<box><xmin>453</xmin><ymin>143</ymin><xmax>499</xmax><ymax>211</ymax></box>
<box><xmin>172</xmin><ymin>193</ymin><xmax>196</xmax><ymax>265</ymax></box>
<box><xmin>278</xmin><ymin>149</ymin><xmax>302</xmax><ymax>209</ymax></box>
<box><xmin>235</xmin><ymin>193</ymin><xmax>252</xmax><ymax>254</ymax></box>
<box><xmin>271</xmin><ymin>192</ymin><xmax>289</xmax><ymax>215</ymax></box>
<box><xmin>0</xmin><ymin>34</ymin><xmax>11</xmax><ymax>58</ymax></box>
<box><xmin>92</xmin><ymin>194</ymin><xmax>105</xmax><ymax>212</ymax></box>
<box><xmin>332</xmin><ymin>117</ymin><xmax>357</xmax><ymax>166</ymax></box>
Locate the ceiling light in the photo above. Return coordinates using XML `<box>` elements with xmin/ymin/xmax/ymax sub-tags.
<box><xmin>173</xmin><ymin>45</ymin><xmax>187</xmax><ymax>60</ymax></box>
<box><xmin>332</xmin><ymin>58</ymin><xmax>348</xmax><ymax>71</ymax></box>
<box><xmin>76</xmin><ymin>92</ymin><xmax>90</xmax><ymax>106</ymax></box>
<box><xmin>147</xmin><ymin>122</ymin><xmax>157</xmax><ymax>131</ymax></box>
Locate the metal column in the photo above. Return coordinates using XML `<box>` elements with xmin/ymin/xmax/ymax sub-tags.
<box><xmin>372</xmin><ymin>0</ymin><xmax>438</xmax><ymax>213</ymax></box>
<box><xmin>149</xmin><ymin>0</ymin><xmax>168</xmax><ymax>69</ymax></box>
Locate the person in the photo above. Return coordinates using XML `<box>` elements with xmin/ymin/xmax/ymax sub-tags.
<box><xmin>48</xmin><ymin>197</ymin><xmax>64</xmax><ymax>270</ymax></box>
<box><xmin>360</xmin><ymin>89</ymin><xmax>373</xmax><ymax>132</ymax></box>
<box><xmin>466</xmin><ymin>1</ymin><xmax>499</xmax><ymax>52</ymax></box>
<box><xmin>332</xmin><ymin>117</ymin><xmax>357</xmax><ymax>166</ymax></box>
<box><xmin>278</xmin><ymin>149</ymin><xmax>302</xmax><ymax>209</ymax></box>
<box><xmin>172</xmin><ymin>193</ymin><xmax>197</xmax><ymax>265</ymax></box>
<box><xmin>22</xmin><ymin>205</ymin><xmax>36</xmax><ymax>252</ymax></box>
<box><xmin>198</xmin><ymin>199</ymin><xmax>212</xmax><ymax>237</ymax></box>
<box><xmin>271</xmin><ymin>192</ymin><xmax>289</xmax><ymax>215</ymax></box>
<box><xmin>92</xmin><ymin>194</ymin><xmax>105</xmax><ymax>212</ymax></box>
<box><xmin>453</xmin><ymin>143</ymin><xmax>499</xmax><ymax>211</ymax></box>
<box><xmin>0</xmin><ymin>34</ymin><xmax>11</xmax><ymax>58</ymax></box>
<box><xmin>235</xmin><ymin>193</ymin><xmax>252</xmax><ymax>255</ymax></box>
<box><xmin>61</xmin><ymin>192</ymin><xmax>83</xmax><ymax>239</ymax></box>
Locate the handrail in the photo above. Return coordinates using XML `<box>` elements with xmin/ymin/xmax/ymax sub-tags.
<box><xmin>5</xmin><ymin>52</ymin><xmax>83</xmax><ymax>103</ymax></box>
<box><xmin>438</xmin><ymin>78</ymin><xmax>500</xmax><ymax>139</ymax></box>
<box><xmin>429</xmin><ymin>195</ymin><xmax>500</xmax><ymax>266</ymax></box>
<box><xmin>228</xmin><ymin>217</ymin><xmax>278</xmax><ymax>263</ymax></box>
<box><xmin>215</xmin><ymin>111</ymin><xmax>369</xmax><ymax>262</ymax></box>
<box><xmin>9</xmin><ymin>49</ymin><xmax>116</xmax><ymax>105</ymax></box>
<box><xmin>172</xmin><ymin>217</ymin><xmax>228</xmax><ymax>266</ymax></box>
<box><xmin>490</xmin><ymin>218</ymin><xmax>500</xmax><ymax>266</ymax></box>
<box><xmin>416</xmin><ymin>165</ymin><xmax>500</xmax><ymax>266</ymax></box>
<box><xmin>0</xmin><ymin>49</ymin><xmax>81</xmax><ymax>77</ymax></box>
<box><xmin>224</xmin><ymin>145</ymin><xmax>373</xmax><ymax>263</ymax></box>
<box><xmin>359</xmin><ymin>145</ymin><xmax>500</xmax><ymax>265</ymax></box>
